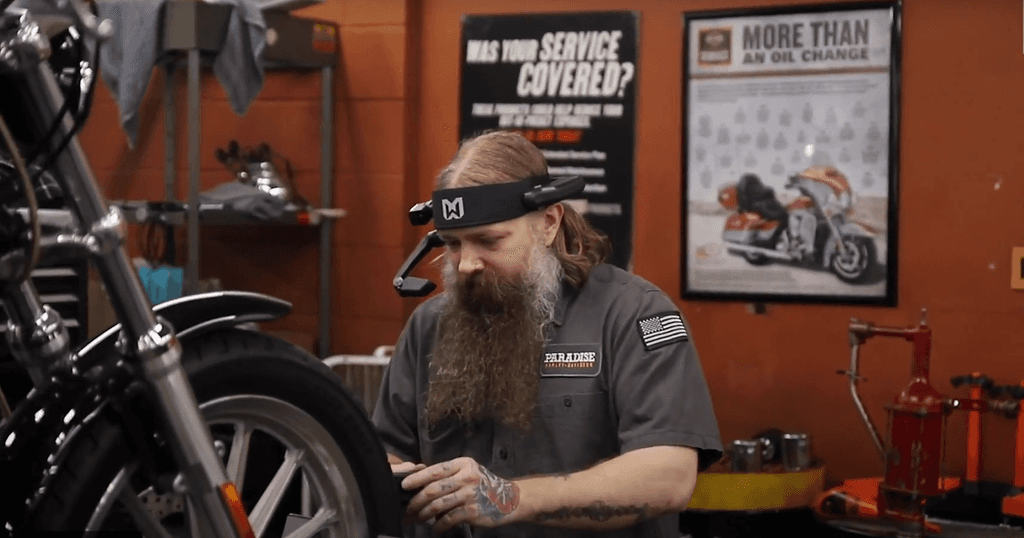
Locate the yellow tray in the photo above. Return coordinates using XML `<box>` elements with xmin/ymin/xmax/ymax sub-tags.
<box><xmin>688</xmin><ymin>463</ymin><xmax>826</xmax><ymax>512</ymax></box>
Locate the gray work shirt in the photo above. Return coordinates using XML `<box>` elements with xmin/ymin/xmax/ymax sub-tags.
<box><xmin>372</xmin><ymin>264</ymin><xmax>723</xmax><ymax>538</ymax></box>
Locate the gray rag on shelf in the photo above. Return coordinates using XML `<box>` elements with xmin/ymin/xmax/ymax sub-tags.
<box><xmin>200</xmin><ymin>181</ymin><xmax>286</xmax><ymax>221</ymax></box>
<box><xmin>93</xmin><ymin>0</ymin><xmax>267</xmax><ymax>147</ymax></box>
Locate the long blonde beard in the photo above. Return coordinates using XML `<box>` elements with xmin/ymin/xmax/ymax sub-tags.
<box><xmin>426</xmin><ymin>244</ymin><xmax>563</xmax><ymax>431</ymax></box>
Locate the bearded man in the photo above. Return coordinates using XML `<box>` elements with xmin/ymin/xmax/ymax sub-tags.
<box><xmin>371</xmin><ymin>131</ymin><xmax>722</xmax><ymax>538</ymax></box>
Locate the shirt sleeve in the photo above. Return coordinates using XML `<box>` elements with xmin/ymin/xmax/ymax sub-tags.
<box><xmin>609</xmin><ymin>288</ymin><xmax>724</xmax><ymax>472</ymax></box>
<box><xmin>370</xmin><ymin>308</ymin><xmax>425</xmax><ymax>464</ymax></box>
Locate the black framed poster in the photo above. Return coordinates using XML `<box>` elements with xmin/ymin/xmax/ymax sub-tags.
<box><xmin>682</xmin><ymin>2</ymin><xmax>901</xmax><ymax>306</ymax></box>
<box><xmin>460</xmin><ymin>11</ymin><xmax>639</xmax><ymax>270</ymax></box>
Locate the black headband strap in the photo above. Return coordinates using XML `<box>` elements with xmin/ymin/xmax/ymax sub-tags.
<box><xmin>431</xmin><ymin>175</ymin><xmax>550</xmax><ymax>230</ymax></box>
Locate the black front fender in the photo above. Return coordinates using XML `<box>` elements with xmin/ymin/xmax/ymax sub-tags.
<box><xmin>76</xmin><ymin>290</ymin><xmax>292</xmax><ymax>369</ymax></box>
<box><xmin>0</xmin><ymin>291</ymin><xmax>292</xmax><ymax>535</ymax></box>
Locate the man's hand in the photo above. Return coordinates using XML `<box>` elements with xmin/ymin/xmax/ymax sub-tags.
<box><xmin>391</xmin><ymin>460</ymin><xmax>426</xmax><ymax>475</ymax></box>
<box><xmin>403</xmin><ymin>457</ymin><xmax>520</xmax><ymax>533</ymax></box>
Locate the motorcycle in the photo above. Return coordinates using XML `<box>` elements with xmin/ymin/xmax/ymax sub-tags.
<box><xmin>717</xmin><ymin>167</ymin><xmax>879</xmax><ymax>284</ymax></box>
<box><xmin>0</xmin><ymin>1</ymin><xmax>403</xmax><ymax>536</ymax></box>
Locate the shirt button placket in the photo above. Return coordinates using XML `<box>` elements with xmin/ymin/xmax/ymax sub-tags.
<box><xmin>493</xmin><ymin>429</ymin><xmax>514</xmax><ymax>475</ymax></box>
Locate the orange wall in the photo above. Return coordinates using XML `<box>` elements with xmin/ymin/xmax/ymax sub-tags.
<box><xmin>80</xmin><ymin>0</ymin><xmax>412</xmax><ymax>355</ymax></box>
<box><xmin>416</xmin><ymin>0</ymin><xmax>1024</xmax><ymax>482</ymax></box>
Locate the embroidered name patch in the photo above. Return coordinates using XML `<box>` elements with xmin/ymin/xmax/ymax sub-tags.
<box><xmin>637</xmin><ymin>312</ymin><xmax>688</xmax><ymax>351</ymax></box>
<box><xmin>540</xmin><ymin>343</ymin><xmax>601</xmax><ymax>377</ymax></box>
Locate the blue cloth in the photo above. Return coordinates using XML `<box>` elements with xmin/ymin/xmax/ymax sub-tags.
<box><xmin>138</xmin><ymin>265</ymin><xmax>184</xmax><ymax>304</ymax></box>
<box><xmin>93</xmin><ymin>0</ymin><xmax>267</xmax><ymax>147</ymax></box>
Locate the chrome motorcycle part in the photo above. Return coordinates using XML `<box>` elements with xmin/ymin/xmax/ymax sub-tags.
<box><xmin>5</xmin><ymin>290</ymin><xmax>71</xmax><ymax>387</ymax></box>
<box><xmin>205</xmin><ymin>394</ymin><xmax>366</xmax><ymax>537</ymax></box>
<box><xmin>0</xmin><ymin>291</ymin><xmax>294</xmax><ymax>535</ymax></box>
<box><xmin>1</xmin><ymin>3</ymin><xmax>400</xmax><ymax>537</ymax></box>
<box><xmin>130</xmin><ymin>323</ymin><xmax>241</xmax><ymax>537</ymax></box>
<box><xmin>0</xmin><ymin>9</ymin><xmax>50</xmax><ymax>72</ymax></box>
<box><xmin>724</xmin><ymin>242</ymin><xmax>791</xmax><ymax>263</ymax></box>
<box><xmin>75</xmin><ymin>290</ymin><xmax>291</xmax><ymax>370</ymax></box>
<box><xmin>32</xmin><ymin>205</ymin><xmax>120</xmax><ymax>257</ymax></box>
<box><xmin>822</xmin><ymin>212</ymin><xmax>849</xmax><ymax>259</ymax></box>
<box><xmin>20</xmin><ymin>52</ymin><xmax>245</xmax><ymax>536</ymax></box>
<box><xmin>83</xmin><ymin>203</ymin><xmax>125</xmax><ymax>254</ymax></box>
<box><xmin>13</xmin><ymin>328</ymin><xmax>401</xmax><ymax>537</ymax></box>
<box><xmin>52</xmin><ymin>0</ymin><xmax>113</xmax><ymax>42</ymax></box>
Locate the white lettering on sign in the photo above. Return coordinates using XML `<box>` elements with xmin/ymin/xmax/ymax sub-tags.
<box><xmin>544</xmin><ymin>351</ymin><xmax>596</xmax><ymax>367</ymax></box>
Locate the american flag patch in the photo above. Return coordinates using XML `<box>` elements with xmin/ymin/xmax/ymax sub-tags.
<box><xmin>637</xmin><ymin>312</ymin><xmax>688</xmax><ymax>351</ymax></box>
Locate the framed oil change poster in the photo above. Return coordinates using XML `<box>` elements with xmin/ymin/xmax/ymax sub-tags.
<box><xmin>682</xmin><ymin>2</ymin><xmax>901</xmax><ymax>306</ymax></box>
<box><xmin>460</xmin><ymin>11</ymin><xmax>639</xmax><ymax>270</ymax></box>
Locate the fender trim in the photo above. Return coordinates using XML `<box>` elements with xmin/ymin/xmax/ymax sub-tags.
<box><xmin>76</xmin><ymin>290</ymin><xmax>292</xmax><ymax>369</ymax></box>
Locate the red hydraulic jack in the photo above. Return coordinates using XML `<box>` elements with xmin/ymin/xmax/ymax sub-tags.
<box><xmin>813</xmin><ymin>310</ymin><xmax>1024</xmax><ymax>537</ymax></box>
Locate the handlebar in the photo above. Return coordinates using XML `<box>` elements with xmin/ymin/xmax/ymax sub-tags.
<box><xmin>950</xmin><ymin>373</ymin><xmax>994</xmax><ymax>390</ymax></box>
<box><xmin>53</xmin><ymin>0</ymin><xmax>112</xmax><ymax>41</ymax></box>
<box><xmin>2</xmin><ymin>0</ymin><xmax>111</xmax><ymax>41</ymax></box>
<box><xmin>950</xmin><ymin>374</ymin><xmax>1024</xmax><ymax>400</ymax></box>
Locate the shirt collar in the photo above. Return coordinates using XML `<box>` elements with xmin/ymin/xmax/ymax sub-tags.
<box><xmin>552</xmin><ymin>280</ymin><xmax>577</xmax><ymax>327</ymax></box>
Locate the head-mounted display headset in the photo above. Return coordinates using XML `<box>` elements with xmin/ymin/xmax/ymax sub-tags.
<box><xmin>408</xmin><ymin>174</ymin><xmax>584</xmax><ymax>229</ymax></box>
<box><xmin>393</xmin><ymin>175</ymin><xmax>584</xmax><ymax>297</ymax></box>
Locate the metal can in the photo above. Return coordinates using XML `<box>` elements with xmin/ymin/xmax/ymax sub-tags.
<box><xmin>782</xmin><ymin>433</ymin><xmax>812</xmax><ymax>471</ymax></box>
<box><xmin>731</xmin><ymin>439</ymin><xmax>763</xmax><ymax>473</ymax></box>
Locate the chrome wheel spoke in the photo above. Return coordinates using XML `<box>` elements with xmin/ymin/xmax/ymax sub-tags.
<box><xmin>301</xmin><ymin>472</ymin><xmax>313</xmax><ymax>516</ymax></box>
<box><xmin>86</xmin><ymin>464</ymin><xmax>134</xmax><ymax>531</ymax></box>
<box><xmin>226</xmin><ymin>422</ymin><xmax>253</xmax><ymax>492</ymax></box>
<box><xmin>203</xmin><ymin>394</ymin><xmax>369</xmax><ymax>538</ymax></box>
<box><xmin>186</xmin><ymin>497</ymin><xmax>204</xmax><ymax>538</ymax></box>
<box><xmin>250</xmin><ymin>448</ymin><xmax>305</xmax><ymax>537</ymax></box>
<box><xmin>284</xmin><ymin>507</ymin><xmax>337</xmax><ymax>538</ymax></box>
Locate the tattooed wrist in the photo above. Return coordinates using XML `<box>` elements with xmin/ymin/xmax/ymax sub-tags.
<box><xmin>533</xmin><ymin>501</ymin><xmax>650</xmax><ymax>524</ymax></box>
<box><xmin>475</xmin><ymin>465</ymin><xmax>521</xmax><ymax>520</ymax></box>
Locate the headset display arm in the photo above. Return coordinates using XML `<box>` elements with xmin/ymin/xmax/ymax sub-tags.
<box><xmin>392</xmin><ymin>230</ymin><xmax>444</xmax><ymax>297</ymax></box>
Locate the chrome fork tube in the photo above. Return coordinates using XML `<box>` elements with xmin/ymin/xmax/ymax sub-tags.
<box><xmin>22</xmin><ymin>61</ymin><xmax>241</xmax><ymax>537</ymax></box>
<box><xmin>4</xmin><ymin>278</ymin><xmax>71</xmax><ymax>387</ymax></box>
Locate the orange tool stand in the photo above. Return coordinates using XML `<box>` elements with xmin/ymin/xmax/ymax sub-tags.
<box><xmin>812</xmin><ymin>312</ymin><xmax>1024</xmax><ymax>537</ymax></box>
<box><xmin>1004</xmin><ymin>381</ymin><xmax>1024</xmax><ymax>519</ymax></box>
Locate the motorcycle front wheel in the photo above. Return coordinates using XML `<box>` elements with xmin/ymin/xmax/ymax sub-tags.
<box><xmin>25</xmin><ymin>327</ymin><xmax>398</xmax><ymax>537</ymax></box>
<box><xmin>831</xmin><ymin>235</ymin><xmax>876</xmax><ymax>284</ymax></box>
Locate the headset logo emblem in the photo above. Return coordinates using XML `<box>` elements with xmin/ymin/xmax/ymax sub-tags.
<box><xmin>441</xmin><ymin>197</ymin><xmax>464</xmax><ymax>220</ymax></box>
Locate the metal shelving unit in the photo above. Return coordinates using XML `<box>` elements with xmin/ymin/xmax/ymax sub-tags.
<box><xmin>116</xmin><ymin>1</ymin><xmax>341</xmax><ymax>358</ymax></box>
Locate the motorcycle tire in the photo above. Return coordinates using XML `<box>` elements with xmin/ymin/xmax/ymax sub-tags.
<box><xmin>24</xmin><ymin>327</ymin><xmax>398</xmax><ymax>537</ymax></box>
<box><xmin>830</xmin><ymin>236</ymin><xmax>876</xmax><ymax>284</ymax></box>
<box><xmin>742</xmin><ymin>251</ymin><xmax>772</xmax><ymax>266</ymax></box>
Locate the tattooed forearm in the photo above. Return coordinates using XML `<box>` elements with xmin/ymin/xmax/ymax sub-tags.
<box><xmin>533</xmin><ymin>501</ymin><xmax>651</xmax><ymax>523</ymax></box>
<box><xmin>475</xmin><ymin>465</ymin><xmax>520</xmax><ymax>520</ymax></box>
